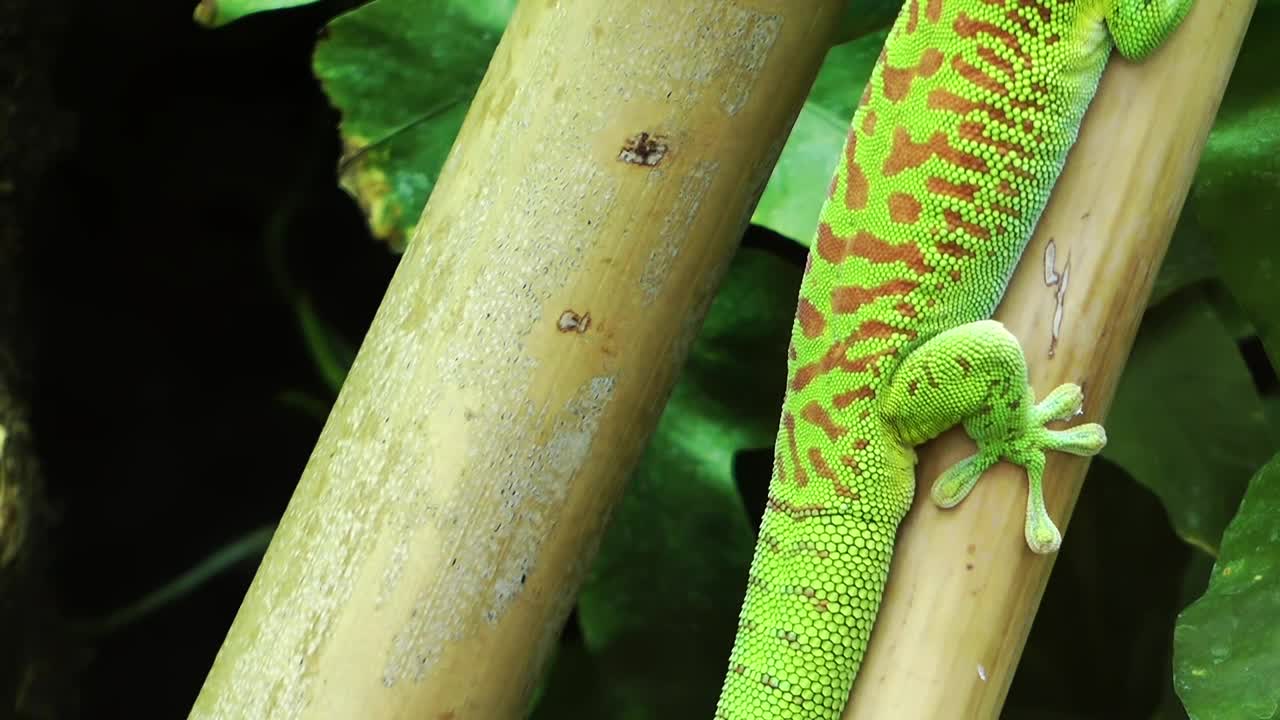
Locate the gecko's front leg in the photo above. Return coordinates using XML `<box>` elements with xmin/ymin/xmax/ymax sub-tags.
<box><xmin>879</xmin><ymin>320</ymin><xmax>1107</xmax><ymax>553</ymax></box>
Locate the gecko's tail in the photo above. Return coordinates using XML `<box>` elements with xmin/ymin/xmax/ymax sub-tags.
<box><xmin>712</xmin><ymin>500</ymin><xmax>905</xmax><ymax>720</ymax></box>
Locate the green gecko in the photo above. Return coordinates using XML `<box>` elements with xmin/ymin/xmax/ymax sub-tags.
<box><xmin>714</xmin><ymin>0</ymin><xmax>1192</xmax><ymax>718</ymax></box>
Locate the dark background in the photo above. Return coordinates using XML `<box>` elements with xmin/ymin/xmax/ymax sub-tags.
<box><xmin>34</xmin><ymin>1</ymin><xmax>391</xmax><ymax>714</ymax></box>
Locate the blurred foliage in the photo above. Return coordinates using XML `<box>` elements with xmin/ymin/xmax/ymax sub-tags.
<box><xmin>312</xmin><ymin>0</ymin><xmax>512</xmax><ymax>250</ymax></box>
<box><xmin>1174</xmin><ymin>454</ymin><xmax>1280</xmax><ymax>720</ymax></box>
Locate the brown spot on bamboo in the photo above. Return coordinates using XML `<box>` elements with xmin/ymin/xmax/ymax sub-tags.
<box><xmin>557</xmin><ymin>310</ymin><xmax>592</xmax><ymax>333</ymax></box>
<box><xmin>619</xmin><ymin>132</ymin><xmax>669</xmax><ymax>166</ymax></box>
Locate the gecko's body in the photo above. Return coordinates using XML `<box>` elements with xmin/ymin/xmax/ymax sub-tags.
<box><xmin>715</xmin><ymin>1</ymin><xmax>1191</xmax><ymax>718</ymax></box>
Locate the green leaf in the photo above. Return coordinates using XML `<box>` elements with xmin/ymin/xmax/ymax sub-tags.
<box><xmin>1194</xmin><ymin>6</ymin><xmax>1280</xmax><ymax>370</ymax></box>
<box><xmin>1149</xmin><ymin>213</ymin><xmax>1217</xmax><ymax>308</ymax></box>
<box><xmin>565</xmin><ymin>247</ymin><xmax>800</xmax><ymax>719</ymax></box>
<box><xmin>834</xmin><ymin>0</ymin><xmax>901</xmax><ymax>44</ymax></box>
<box><xmin>312</xmin><ymin>0</ymin><xmax>512</xmax><ymax>250</ymax></box>
<box><xmin>1265</xmin><ymin>391</ymin><xmax>1280</xmax><ymax>434</ymax></box>
<box><xmin>751</xmin><ymin>30</ymin><xmax>887</xmax><ymax>245</ymax></box>
<box><xmin>1173</xmin><ymin>453</ymin><xmax>1280</xmax><ymax>720</ymax></box>
<box><xmin>1102</xmin><ymin>292</ymin><xmax>1275</xmax><ymax>555</ymax></box>
<box><xmin>1151</xmin><ymin>551</ymin><xmax>1216</xmax><ymax>720</ymax></box>
<box><xmin>193</xmin><ymin>0</ymin><xmax>323</xmax><ymax>28</ymax></box>
<box><xmin>527</xmin><ymin>631</ymin><xmax>611</xmax><ymax>719</ymax></box>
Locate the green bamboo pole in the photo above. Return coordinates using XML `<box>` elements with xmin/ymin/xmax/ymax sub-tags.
<box><xmin>189</xmin><ymin>0</ymin><xmax>847</xmax><ymax>718</ymax></box>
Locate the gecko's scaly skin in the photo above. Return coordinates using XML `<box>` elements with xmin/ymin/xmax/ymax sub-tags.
<box><xmin>715</xmin><ymin>0</ymin><xmax>1192</xmax><ymax>718</ymax></box>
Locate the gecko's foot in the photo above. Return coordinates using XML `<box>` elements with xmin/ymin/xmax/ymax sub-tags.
<box><xmin>931</xmin><ymin>382</ymin><xmax>1106</xmax><ymax>554</ymax></box>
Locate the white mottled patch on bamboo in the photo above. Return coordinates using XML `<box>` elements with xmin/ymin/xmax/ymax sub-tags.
<box><xmin>1043</xmin><ymin>239</ymin><xmax>1060</xmax><ymax>285</ymax></box>
<box><xmin>719</xmin><ymin>9</ymin><xmax>783</xmax><ymax>116</ymax></box>
<box><xmin>595</xmin><ymin>2</ymin><xmax>780</xmax><ymax>114</ymax></box>
<box><xmin>641</xmin><ymin>160</ymin><xmax>719</xmax><ymax>302</ymax></box>
<box><xmin>372</xmin><ymin>137</ymin><xmax>620</xmax><ymax>686</ymax></box>
<box><xmin>190</xmin><ymin>141</ymin><xmax>621</xmax><ymax>720</ymax></box>
<box><xmin>1042</xmin><ymin>240</ymin><xmax>1070</xmax><ymax>358</ymax></box>
<box><xmin>382</xmin><ymin>375</ymin><xmax>615</xmax><ymax>686</ymax></box>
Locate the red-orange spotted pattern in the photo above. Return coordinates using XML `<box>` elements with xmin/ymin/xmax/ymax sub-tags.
<box><xmin>716</xmin><ymin>0</ymin><xmax>1192</xmax><ymax>717</ymax></box>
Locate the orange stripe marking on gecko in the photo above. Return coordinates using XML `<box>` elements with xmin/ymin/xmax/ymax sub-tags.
<box><xmin>783</xmin><ymin>412</ymin><xmax>808</xmax><ymax>487</ymax></box>
<box><xmin>802</xmin><ymin>401</ymin><xmax>849</xmax><ymax>441</ymax></box>
<box><xmin>845</xmin><ymin>132</ymin><xmax>870</xmax><ymax>210</ymax></box>
<box><xmin>817</xmin><ymin>223</ymin><xmax>933</xmax><ymax>274</ymax></box>
<box><xmin>797</xmin><ymin>298</ymin><xmax>827</xmax><ymax>339</ymax></box>
<box><xmin>791</xmin><ymin>322</ymin><xmax>914</xmax><ymax>391</ymax></box>
<box><xmin>882</xmin><ymin>49</ymin><xmax>944</xmax><ymax>102</ymax></box>
<box><xmin>831</xmin><ymin>278</ymin><xmax>920</xmax><ymax>314</ymax></box>
<box><xmin>954</xmin><ymin>13</ymin><xmax>1029</xmax><ymax>62</ymax></box>
<box><xmin>833</xmin><ymin>386</ymin><xmax>875</xmax><ymax>409</ymax></box>
<box><xmin>927</xmin><ymin>176</ymin><xmax>980</xmax><ymax>202</ymax></box>
<box><xmin>884</xmin><ymin>127</ymin><xmax>988</xmax><ymax>176</ymax></box>
<box><xmin>808</xmin><ymin>447</ymin><xmax>861</xmax><ymax>499</ymax></box>
<box><xmin>889</xmin><ymin>193</ymin><xmax>922</xmax><ymax>224</ymax></box>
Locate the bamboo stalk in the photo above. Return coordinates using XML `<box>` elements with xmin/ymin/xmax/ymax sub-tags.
<box><xmin>188</xmin><ymin>1</ymin><xmax>846</xmax><ymax>718</ymax></box>
<box><xmin>843</xmin><ymin>1</ymin><xmax>1255</xmax><ymax>717</ymax></box>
